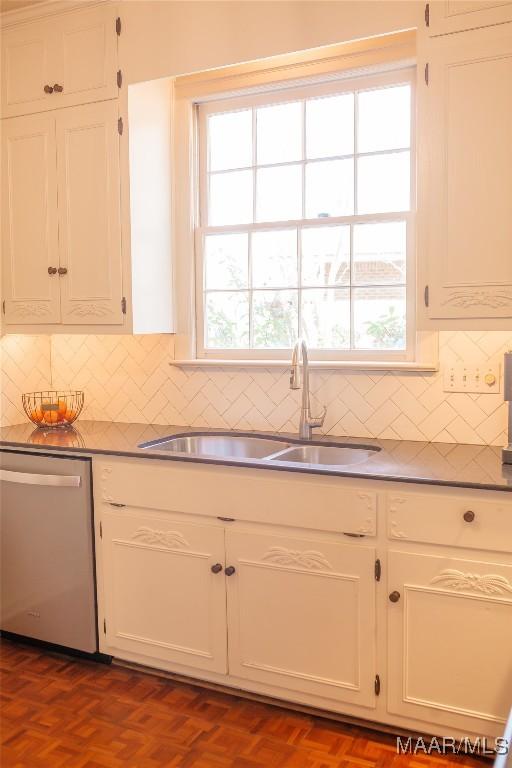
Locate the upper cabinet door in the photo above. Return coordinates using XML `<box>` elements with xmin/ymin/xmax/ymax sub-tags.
<box><xmin>1</xmin><ymin>5</ymin><xmax>118</xmax><ymax>118</ymax></box>
<box><xmin>428</xmin><ymin>1</ymin><xmax>512</xmax><ymax>35</ymax></box>
<box><xmin>1</xmin><ymin>113</ymin><xmax>61</xmax><ymax>324</ymax></box>
<box><xmin>420</xmin><ymin>24</ymin><xmax>512</xmax><ymax>321</ymax></box>
<box><xmin>56</xmin><ymin>101</ymin><xmax>123</xmax><ymax>325</ymax></box>
<box><xmin>1</xmin><ymin>19</ymin><xmax>57</xmax><ymax>118</ymax></box>
<box><xmin>51</xmin><ymin>4</ymin><xmax>118</xmax><ymax>109</ymax></box>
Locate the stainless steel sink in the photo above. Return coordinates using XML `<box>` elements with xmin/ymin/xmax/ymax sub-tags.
<box><xmin>139</xmin><ymin>432</ymin><xmax>380</xmax><ymax>468</ymax></box>
<box><xmin>140</xmin><ymin>433</ymin><xmax>291</xmax><ymax>459</ymax></box>
<box><xmin>268</xmin><ymin>444</ymin><xmax>378</xmax><ymax>467</ymax></box>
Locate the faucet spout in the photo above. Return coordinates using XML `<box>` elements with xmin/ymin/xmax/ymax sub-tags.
<box><xmin>289</xmin><ymin>338</ymin><xmax>327</xmax><ymax>440</ymax></box>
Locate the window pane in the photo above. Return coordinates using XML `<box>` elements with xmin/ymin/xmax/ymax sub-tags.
<box><xmin>208</xmin><ymin>110</ymin><xmax>252</xmax><ymax>171</ymax></box>
<box><xmin>357</xmin><ymin>85</ymin><xmax>410</xmax><ymax>153</ymax></box>
<box><xmin>301</xmin><ymin>226</ymin><xmax>350</xmax><ymax>286</ymax></box>
<box><xmin>305</xmin><ymin>159</ymin><xmax>354</xmax><ymax>219</ymax></box>
<box><xmin>256</xmin><ymin>101</ymin><xmax>302</xmax><ymax>165</ymax></box>
<box><xmin>353</xmin><ymin>286</ymin><xmax>406</xmax><ymax>350</ymax></box>
<box><xmin>302</xmin><ymin>288</ymin><xmax>350</xmax><ymax>349</ymax></box>
<box><xmin>353</xmin><ymin>221</ymin><xmax>406</xmax><ymax>285</ymax></box>
<box><xmin>205</xmin><ymin>233</ymin><xmax>248</xmax><ymax>290</ymax></box>
<box><xmin>209</xmin><ymin>170</ymin><xmax>253</xmax><ymax>225</ymax></box>
<box><xmin>357</xmin><ymin>152</ymin><xmax>410</xmax><ymax>214</ymax></box>
<box><xmin>306</xmin><ymin>93</ymin><xmax>354</xmax><ymax>159</ymax></box>
<box><xmin>256</xmin><ymin>165</ymin><xmax>302</xmax><ymax>222</ymax></box>
<box><xmin>252</xmin><ymin>290</ymin><xmax>298</xmax><ymax>348</ymax></box>
<box><xmin>205</xmin><ymin>291</ymin><xmax>249</xmax><ymax>348</ymax></box>
<box><xmin>252</xmin><ymin>229</ymin><xmax>297</xmax><ymax>288</ymax></box>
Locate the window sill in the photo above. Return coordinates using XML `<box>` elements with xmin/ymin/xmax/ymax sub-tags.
<box><xmin>170</xmin><ymin>359</ymin><xmax>439</xmax><ymax>372</ymax></box>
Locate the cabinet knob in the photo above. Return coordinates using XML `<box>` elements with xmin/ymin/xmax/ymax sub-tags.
<box><xmin>225</xmin><ymin>566</ymin><xmax>236</xmax><ymax>576</ymax></box>
<box><xmin>57</xmin><ymin>267</ymin><xmax>68</xmax><ymax>275</ymax></box>
<box><xmin>389</xmin><ymin>591</ymin><xmax>401</xmax><ymax>603</ymax></box>
<box><xmin>47</xmin><ymin>266</ymin><xmax>57</xmax><ymax>275</ymax></box>
<box><xmin>53</xmin><ymin>83</ymin><xmax>64</xmax><ymax>93</ymax></box>
<box><xmin>210</xmin><ymin>563</ymin><xmax>223</xmax><ymax>574</ymax></box>
<box><xmin>463</xmin><ymin>510</ymin><xmax>475</xmax><ymax>523</ymax></box>
<box><xmin>43</xmin><ymin>85</ymin><xmax>54</xmax><ymax>94</ymax></box>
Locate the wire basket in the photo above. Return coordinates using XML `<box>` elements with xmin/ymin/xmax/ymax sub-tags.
<box><xmin>22</xmin><ymin>391</ymin><xmax>84</xmax><ymax>428</ymax></box>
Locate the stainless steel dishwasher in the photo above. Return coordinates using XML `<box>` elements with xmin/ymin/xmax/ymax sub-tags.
<box><xmin>0</xmin><ymin>450</ymin><xmax>98</xmax><ymax>654</ymax></box>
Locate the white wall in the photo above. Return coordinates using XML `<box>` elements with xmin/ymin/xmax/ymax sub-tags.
<box><xmin>119</xmin><ymin>0</ymin><xmax>422</xmax><ymax>83</ymax></box>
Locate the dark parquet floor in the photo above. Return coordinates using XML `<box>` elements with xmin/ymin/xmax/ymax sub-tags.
<box><xmin>0</xmin><ymin>639</ymin><xmax>488</xmax><ymax>768</ymax></box>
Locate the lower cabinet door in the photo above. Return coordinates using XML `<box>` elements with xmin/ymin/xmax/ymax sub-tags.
<box><xmin>225</xmin><ymin>529</ymin><xmax>377</xmax><ymax>707</ymax></box>
<box><xmin>101</xmin><ymin>508</ymin><xmax>227</xmax><ymax>673</ymax></box>
<box><xmin>387</xmin><ymin>550</ymin><xmax>512</xmax><ymax>735</ymax></box>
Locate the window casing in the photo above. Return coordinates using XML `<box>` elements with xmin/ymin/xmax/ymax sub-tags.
<box><xmin>194</xmin><ymin>68</ymin><xmax>416</xmax><ymax>361</ymax></box>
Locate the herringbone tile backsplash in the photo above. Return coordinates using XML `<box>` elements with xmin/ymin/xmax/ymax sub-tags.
<box><xmin>1</xmin><ymin>331</ymin><xmax>511</xmax><ymax>445</ymax></box>
<box><xmin>0</xmin><ymin>335</ymin><xmax>52</xmax><ymax>428</ymax></box>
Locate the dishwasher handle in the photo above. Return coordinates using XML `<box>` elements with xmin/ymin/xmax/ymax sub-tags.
<box><xmin>0</xmin><ymin>469</ymin><xmax>81</xmax><ymax>487</ymax></box>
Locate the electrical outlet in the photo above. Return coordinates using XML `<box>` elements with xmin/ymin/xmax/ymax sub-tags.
<box><xmin>443</xmin><ymin>364</ymin><xmax>501</xmax><ymax>394</ymax></box>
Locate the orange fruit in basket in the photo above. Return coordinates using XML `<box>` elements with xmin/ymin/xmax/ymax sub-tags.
<box><xmin>32</xmin><ymin>407</ymin><xmax>44</xmax><ymax>424</ymax></box>
<box><xmin>64</xmin><ymin>408</ymin><xmax>77</xmax><ymax>423</ymax></box>
<box><xmin>57</xmin><ymin>399</ymin><xmax>67</xmax><ymax>417</ymax></box>
<box><xmin>43</xmin><ymin>410</ymin><xmax>60</xmax><ymax>424</ymax></box>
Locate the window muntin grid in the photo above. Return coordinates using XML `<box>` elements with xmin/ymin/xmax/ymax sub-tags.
<box><xmin>196</xmin><ymin>70</ymin><xmax>415</xmax><ymax>360</ymax></box>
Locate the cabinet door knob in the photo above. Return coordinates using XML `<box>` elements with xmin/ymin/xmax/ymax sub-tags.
<box><xmin>53</xmin><ymin>83</ymin><xmax>64</xmax><ymax>93</ymax></box>
<box><xmin>210</xmin><ymin>563</ymin><xmax>223</xmax><ymax>574</ymax></box>
<box><xmin>57</xmin><ymin>267</ymin><xmax>68</xmax><ymax>275</ymax></box>
<box><xmin>225</xmin><ymin>566</ymin><xmax>236</xmax><ymax>576</ymax></box>
<box><xmin>389</xmin><ymin>591</ymin><xmax>401</xmax><ymax>603</ymax></box>
<box><xmin>463</xmin><ymin>510</ymin><xmax>475</xmax><ymax>523</ymax></box>
<box><xmin>43</xmin><ymin>85</ymin><xmax>54</xmax><ymax>94</ymax></box>
<box><xmin>47</xmin><ymin>266</ymin><xmax>57</xmax><ymax>275</ymax></box>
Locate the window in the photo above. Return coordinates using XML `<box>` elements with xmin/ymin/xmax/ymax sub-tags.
<box><xmin>195</xmin><ymin>69</ymin><xmax>415</xmax><ymax>361</ymax></box>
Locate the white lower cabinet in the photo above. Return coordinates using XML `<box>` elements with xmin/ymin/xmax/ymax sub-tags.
<box><xmin>95</xmin><ymin>459</ymin><xmax>512</xmax><ymax>740</ymax></box>
<box><xmin>387</xmin><ymin>550</ymin><xmax>512</xmax><ymax>735</ymax></box>
<box><xmin>225</xmin><ymin>529</ymin><xmax>376</xmax><ymax>707</ymax></box>
<box><xmin>101</xmin><ymin>507</ymin><xmax>227</xmax><ymax>674</ymax></box>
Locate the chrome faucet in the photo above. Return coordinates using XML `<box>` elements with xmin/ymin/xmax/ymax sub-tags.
<box><xmin>503</xmin><ymin>351</ymin><xmax>512</xmax><ymax>464</ymax></box>
<box><xmin>290</xmin><ymin>338</ymin><xmax>327</xmax><ymax>440</ymax></box>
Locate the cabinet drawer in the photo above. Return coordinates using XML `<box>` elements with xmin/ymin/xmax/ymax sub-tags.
<box><xmin>95</xmin><ymin>458</ymin><xmax>377</xmax><ymax>536</ymax></box>
<box><xmin>387</xmin><ymin>491</ymin><xmax>512</xmax><ymax>553</ymax></box>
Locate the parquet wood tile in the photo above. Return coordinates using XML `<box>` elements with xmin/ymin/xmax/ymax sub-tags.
<box><xmin>0</xmin><ymin>639</ymin><xmax>489</xmax><ymax>768</ymax></box>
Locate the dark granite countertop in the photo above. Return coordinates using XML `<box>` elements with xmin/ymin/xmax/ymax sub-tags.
<box><xmin>1</xmin><ymin>420</ymin><xmax>512</xmax><ymax>493</ymax></box>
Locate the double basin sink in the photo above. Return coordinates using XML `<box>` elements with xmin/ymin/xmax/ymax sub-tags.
<box><xmin>139</xmin><ymin>432</ymin><xmax>380</xmax><ymax>469</ymax></box>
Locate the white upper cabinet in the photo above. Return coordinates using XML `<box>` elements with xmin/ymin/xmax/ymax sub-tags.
<box><xmin>418</xmin><ymin>23</ymin><xmax>512</xmax><ymax>325</ymax></box>
<box><xmin>0</xmin><ymin>19</ymin><xmax>55</xmax><ymax>117</ymax></box>
<box><xmin>427</xmin><ymin>0</ymin><xmax>512</xmax><ymax>36</ymax></box>
<box><xmin>1</xmin><ymin>102</ymin><xmax>123</xmax><ymax>327</ymax></box>
<box><xmin>1</xmin><ymin>113</ymin><xmax>61</xmax><ymax>324</ymax></box>
<box><xmin>56</xmin><ymin>101</ymin><xmax>123</xmax><ymax>325</ymax></box>
<box><xmin>1</xmin><ymin>4</ymin><xmax>118</xmax><ymax>118</ymax></box>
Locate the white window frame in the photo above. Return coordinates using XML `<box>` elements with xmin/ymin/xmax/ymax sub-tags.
<box><xmin>195</xmin><ymin>69</ymin><xmax>416</xmax><ymax>362</ymax></box>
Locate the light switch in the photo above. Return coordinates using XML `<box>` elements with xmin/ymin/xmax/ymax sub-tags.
<box><xmin>443</xmin><ymin>364</ymin><xmax>501</xmax><ymax>394</ymax></box>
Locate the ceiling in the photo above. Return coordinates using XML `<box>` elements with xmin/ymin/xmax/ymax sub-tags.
<box><xmin>0</xmin><ymin>0</ymin><xmax>46</xmax><ymax>12</ymax></box>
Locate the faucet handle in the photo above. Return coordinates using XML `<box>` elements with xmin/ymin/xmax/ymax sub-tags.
<box><xmin>308</xmin><ymin>405</ymin><xmax>327</xmax><ymax>428</ymax></box>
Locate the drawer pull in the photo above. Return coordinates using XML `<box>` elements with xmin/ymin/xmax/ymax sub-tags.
<box><xmin>211</xmin><ymin>563</ymin><xmax>223</xmax><ymax>574</ymax></box>
<box><xmin>43</xmin><ymin>84</ymin><xmax>53</xmax><ymax>94</ymax></box>
<box><xmin>463</xmin><ymin>510</ymin><xmax>475</xmax><ymax>523</ymax></box>
<box><xmin>389</xmin><ymin>591</ymin><xmax>401</xmax><ymax>603</ymax></box>
<box><xmin>53</xmin><ymin>83</ymin><xmax>64</xmax><ymax>93</ymax></box>
<box><xmin>225</xmin><ymin>566</ymin><xmax>236</xmax><ymax>576</ymax></box>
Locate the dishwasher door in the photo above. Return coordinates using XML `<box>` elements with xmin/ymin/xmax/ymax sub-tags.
<box><xmin>0</xmin><ymin>451</ymin><xmax>97</xmax><ymax>653</ymax></box>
